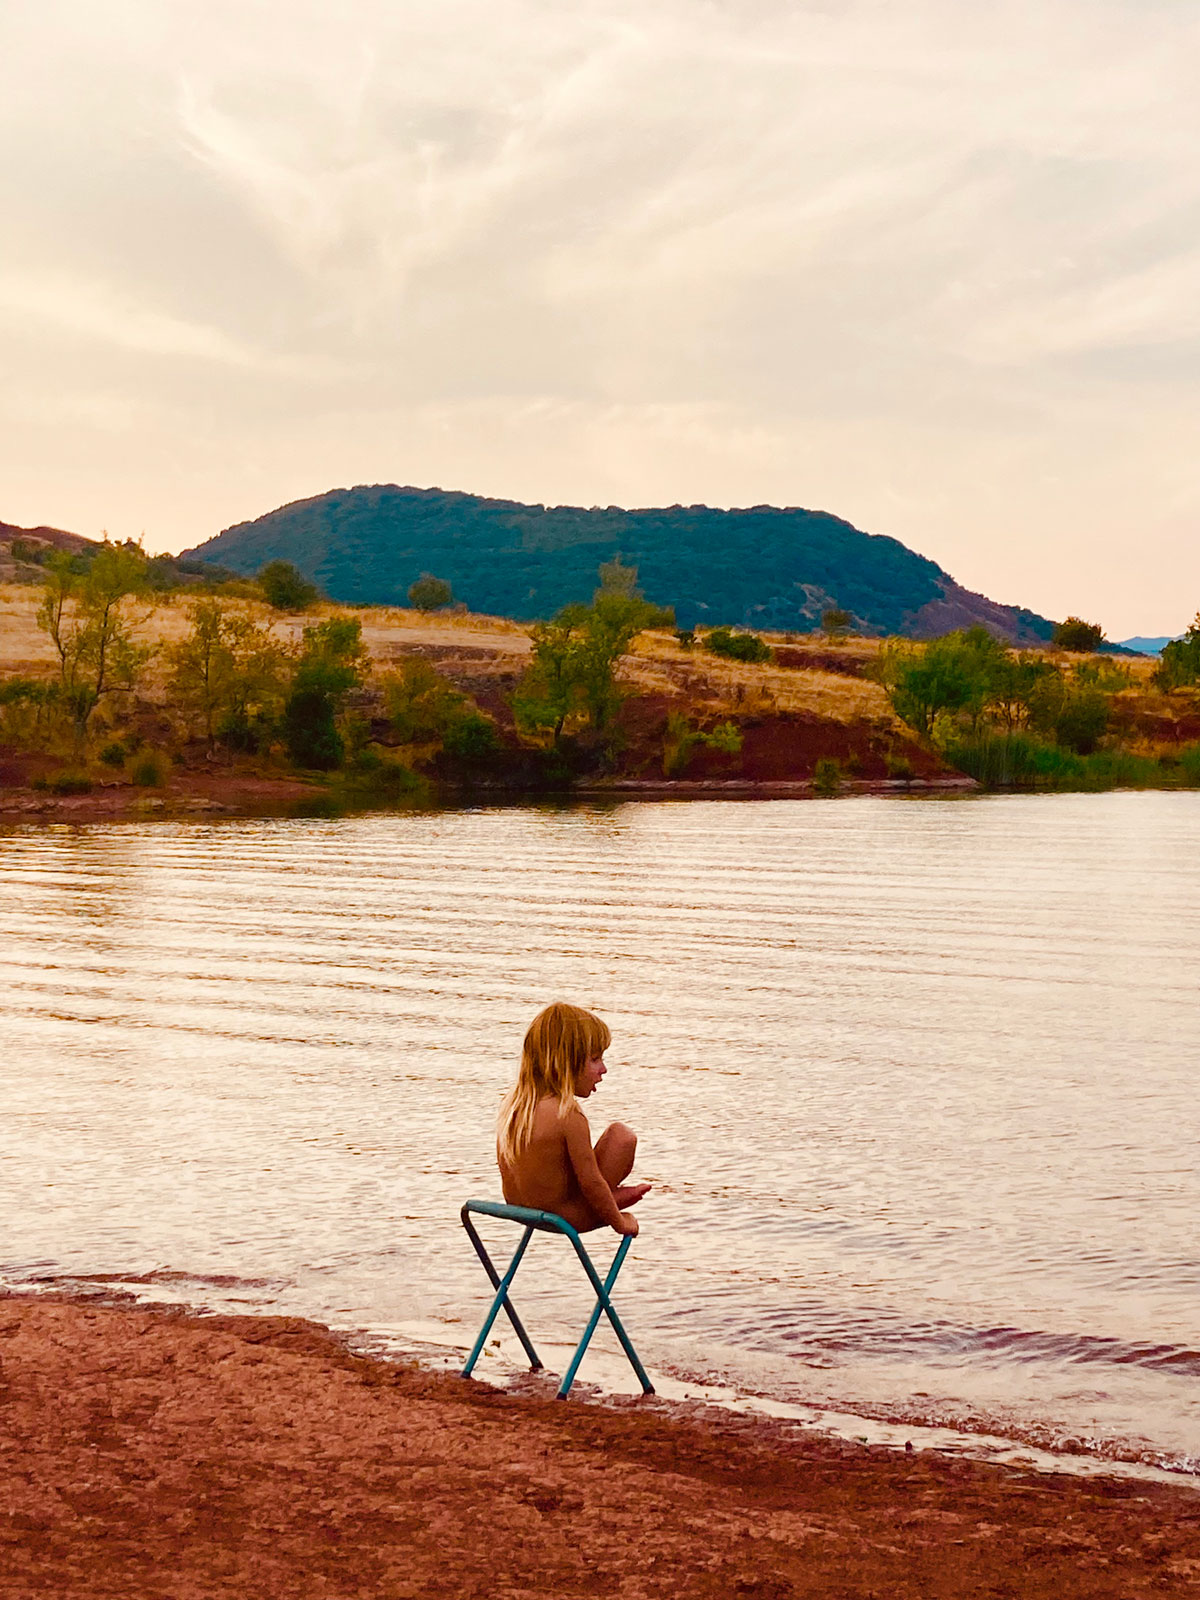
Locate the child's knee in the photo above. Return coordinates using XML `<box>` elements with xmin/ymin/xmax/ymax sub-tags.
<box><xmin>609</xmin><ymin>1121</ymin><xmax>636</xmax><ymax>1155</ymax></box>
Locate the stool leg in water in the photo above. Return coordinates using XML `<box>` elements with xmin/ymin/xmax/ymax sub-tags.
<box><xmin>459</xmin><ymin>1200</ymin><xmax>655</xmax><ymax>1400</ymax></box>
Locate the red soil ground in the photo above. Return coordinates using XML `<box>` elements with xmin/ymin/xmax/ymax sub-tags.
<box><xmin>2</xmin><ymin>1296</ymin><xmax>1198</xmax><ymax>1599</ymax></box>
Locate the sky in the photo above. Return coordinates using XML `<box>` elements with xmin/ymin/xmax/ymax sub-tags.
<box><xmin>2</xmin><ymin>0</ymin><xmax>1198</xmax><ymax>636</ymax></box>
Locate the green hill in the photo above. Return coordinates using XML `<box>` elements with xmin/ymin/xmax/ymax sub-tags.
<box><xmin>183</xmin><ymin>484</ymin><xmax>1055</xmax><ymax>641</ymax></box>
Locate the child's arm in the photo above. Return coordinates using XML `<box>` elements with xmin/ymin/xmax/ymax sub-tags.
<box><xmin>563</xmin><ymin>1109</ymin><xmax>638</xmax><ymax>1235</ymax></box>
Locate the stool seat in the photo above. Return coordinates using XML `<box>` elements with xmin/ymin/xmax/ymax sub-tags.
<box><xmin>459</xmin><ymin>1198</ymin><xmax>654</xmax><ymax>1400</ymax></box>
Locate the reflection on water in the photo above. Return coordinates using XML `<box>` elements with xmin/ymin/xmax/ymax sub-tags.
<box><xmin>1</xmin><ymin>794</ymin><xmax>1198</xmax><ymax>1472</ymax></box>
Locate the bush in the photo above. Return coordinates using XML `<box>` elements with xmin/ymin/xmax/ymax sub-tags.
<box><xmin>1154</xmin><ymin>616</ymin><xmax>1200</xmax><ymax>690</ymax></box>
<box><xmin>98</xmin><ymin>741</ymin><xmax>128</xmax><ymax>767</ymax></box>
<box><xmin>675</xmin><ymin>628</ymin><xmax>696</xmax><ymax>650</ymax></box>
<box><xmin>884</xmin><ymin>752</ymin><xmax>914</xmax><ymax>782</ymax></box>
<box><xmin>282</xmin><ymin>687</ymin><xmax>343</xmax><ymax>769</ymax></box>
<box><xmin>705</xmin><ymin>626</ymin><xmax>772</xmax><ymax>664</ymax></box>
<box><xmin>1178</xmin><ymin>743</ymin><xmax>1200</xmax><ymax>784</ymax></box>
<box><xmin>821</xmin><ymin>607</ymin><xmax>852</xmax><ymax>637</ymax></box>
<box><xmin>128</xmin><ymin>749</ymin><xmax>169</xmax><ymax>787</ymax></box>
<box><xmin>441</xmin><ymin>712</ymin><xmax>499</xmax><ymax>759</ymax></box>
<box><xmin>1052</xmin><ymin>616</ymin><xmax>1105</xmax><ymax>652</ymax></box>
<box><xmin>812</xmin><ymin>757</ymin><xmax>843</xmax><ymax>795</ymax></box>
<box><xmin>1053</xmin><ymin>690</ymin><xmax>1109</xmax><ymax>754</ymax></box>
<box><xmin>258</xmin><ymin>560</ymin><xmax>320</xmax><ymax>612</ymax></box>
<box><xmin>43</xmin><ymin>770</ymin><xmax>94</xmax><ymax>795</ymax></box>
<box><xmin>407</xmin><ymin>573</ymin><xmax>454</xmax><ymax>611</ymax></box>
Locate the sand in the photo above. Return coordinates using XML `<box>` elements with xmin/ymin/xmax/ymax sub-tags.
<box><xmin>1</xmin><ymin>1296</ymin><xmax>1197</xmax><ymax>1598</ymax></box>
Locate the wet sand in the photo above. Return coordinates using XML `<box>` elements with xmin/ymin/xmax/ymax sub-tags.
<box><xmin>2</xmin><ymin>1297</ymin><xmax>1198</xmax><ymax>1597</ymax></box>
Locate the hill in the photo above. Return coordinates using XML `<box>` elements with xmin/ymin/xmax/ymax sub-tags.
<box><xmin>183</xmin><ymin>485</ymin><xmax>1056</xmax><ymax>643</ymax></box>
<box><xmin>1115</xmin><ymin>635</ymin><xmax>1179</xmax><ymax>656</ymax></box>
<box><xmin>0</xmin><ymin>520</ymin><xmax>239</xmax><ymax>591</ymax></box>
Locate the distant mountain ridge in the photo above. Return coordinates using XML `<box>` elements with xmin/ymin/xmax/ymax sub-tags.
<box><xmin>184</xmin><ymin>484</ymin><xmax>1056</xmax><ymax>644</ymax></box>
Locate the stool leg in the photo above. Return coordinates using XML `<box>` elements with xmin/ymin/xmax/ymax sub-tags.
<box><xmin>460</xmin><ymin>1216</ymin><xmax>542</xmax><ymax>1375</ymax></box>
<box><xmin>557</xmin><ymin>1234</ymin><xmax>655</xmax><ymax>1399</ymax></box>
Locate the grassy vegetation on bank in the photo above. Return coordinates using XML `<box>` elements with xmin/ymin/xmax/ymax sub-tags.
<box><xmin>1</xmin><ymin>543</ymin><xmax>1198</xmax><ymax>802</ymax></box>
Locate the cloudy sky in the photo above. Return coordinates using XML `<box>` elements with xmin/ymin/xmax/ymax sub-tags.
<box><xmin>2</xmin><ymin>0</ymin><xmax>1198</xmax><ymax>634</ymax></box>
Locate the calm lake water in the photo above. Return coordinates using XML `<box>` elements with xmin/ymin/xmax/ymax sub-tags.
<box><xmin>2</xmin><ymin>794</ymin><xmax>1198</xmax><ymax>1474</ymax></box>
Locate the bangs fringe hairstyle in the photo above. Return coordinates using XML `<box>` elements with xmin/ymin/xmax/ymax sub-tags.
<box><xmin>497</xmin><ymin>1002</ymin><xmax>611</xmax><ymax>1168</ymax></box>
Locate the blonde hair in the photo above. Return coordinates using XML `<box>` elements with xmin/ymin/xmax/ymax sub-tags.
<box><xmin>497</xmin><ymin>1002</ymin><xmax>611</xmax><ymax>1168</ymax></box>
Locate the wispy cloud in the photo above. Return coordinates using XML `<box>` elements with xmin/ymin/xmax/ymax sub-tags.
<box><xmin>1</xmin><ymin>0</ymin><xmax>1198</xmax><ymax>630</ymax></box>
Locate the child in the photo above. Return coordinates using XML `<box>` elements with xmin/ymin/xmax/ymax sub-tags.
<box><xmin>498</xmin><ymin>1002</ymin><xmax>650</xmax><ymax>1236</ymax></box>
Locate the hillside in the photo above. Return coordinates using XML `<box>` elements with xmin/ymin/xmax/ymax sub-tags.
<box><xmin>0</xmin><ymin>520</ymin><xmax>238</xmax><ymax>591</ymax></box>
<box><xmin>183</xmin><ymin>485</ymin><xmax>1056</xmax><ymax>644</ymax></box>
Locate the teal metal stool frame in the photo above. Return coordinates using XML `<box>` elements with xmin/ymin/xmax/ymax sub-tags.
<box><xmin>459</xmin><ymin>1199</ymin><xmax>655</xmax><ymax>1400</ymax></box>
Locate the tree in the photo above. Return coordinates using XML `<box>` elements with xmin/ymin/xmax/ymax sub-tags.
<box><xmin>1052</xmin><ymin>616</ymin><xmax>1105</xmax><ymax>652</ymax></box>
<box><xmin>512</xmin><ymin>606</ymin><xmax>590</xmax><ymax>747</ymax></box>
<box><xmin>36</xmin><ymin>543</ymin><xmax>150</xmax><ymax>754</ymax></box>
<box><xmin>382</xmin><ymin>657</ymin><xmax>494</xmax><ymax>759</ymax></box>
<box><xmin>821</xmin><ymin>607</ymin><xmax>853</xmax><ymax>639</ymax></box>
<box><xmin>874</xmin><ymin>628</ymin><xmax>1007</xmax><ymax>738</ymax></box>
<box><xmin>167</xmin><ymin>599</ymin><xmax>287</xmax><ymax>752</ymax></box>
<box><xmin>983</xmin><ymin>651</ymin><xmax>1057</xmax><ymax>730</ymax></box>
<box><xmin>513</xmin><ymin>563</ymin><xmax>667</xmax><ymax>748</ymax></box>
<box><xmin>259</xmin><ymin>560</ymin><xmax>320</xmax><ymax>611</ymax></box>
<box><xmin>407</xmin><ymin>573</ymin><xmax>454</xmax><ymax>611</ymax></box>
<box><xmin>1154</xmin><ymin>615</ymin><xmax>1200</xmax><ymax>690</ymax></box>
<box><xmin>282</xmin><ymin>616</ymin><xmax>368</xmax><ymax>768</ymax></box>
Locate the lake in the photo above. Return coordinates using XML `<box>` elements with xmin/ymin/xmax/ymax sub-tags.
<box><xmin>1</xmin><ymin>793</ymin><xmax>1198</xmax><ymax>1475</ymax></box>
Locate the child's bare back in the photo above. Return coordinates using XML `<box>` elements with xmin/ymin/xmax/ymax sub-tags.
<box><xmin>497</xmin><ymin>1003</ymin><xmax>650</xmax><ymax>1236</ymax></box>
<box><xmin>501</xmin><ymin>1097</ymin><xmax>648</xmax><ymax>1234</ymax></box>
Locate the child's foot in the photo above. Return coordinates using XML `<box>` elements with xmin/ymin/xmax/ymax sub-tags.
<box><xmin>614</xmin><ymin>1182</ymin><xmax>651</xmax><ymax>1209</ymax></box>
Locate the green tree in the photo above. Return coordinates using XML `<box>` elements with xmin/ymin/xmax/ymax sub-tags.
<box><xmin>1154</xmin><ymin>615</ymin><xmax>1200</xmax><ymax>690</ymax></box>
<box><xmin>983</xmin><ymin>651</ymin><xmax>1057</xmax><ymax>730</ymax></box>
<box><xmin>512</xmin><ymin>606</ymin><xmax>590</xmax><ymax>747</ymax></box>
<box><xmin>282</xmin><ymin>617</ymin><xmax>368</xmax><ymax>769</ymax></box>
<box><xmin>821</xmin><ymin>607</ymin><xmax>853</xmax><ymax>639</ymax></box>
<box><xmin>407</xmin><ymin>573</ymin><xmax>454</xmax><ymax>611</ymax></box>
<box><xmin>874</xmin><ymin>628</ymin><xmax>1006</xmax><ymax>738</ymax></box>
<box><xmin>382</xmin><ymin>657</ymin><xmax>495</xmax><ymax>760</ymax></box>
<box><xmin>36</xmin><ymin>543</ymin><xmax>151</xmax><ymax>754</ymax></box>
<box><xmin>259</xmin><ymin>560</ymin><xmax>320</xmax><ymax>612</ymax></box>
<box><xmin>167</xmin><ymin>598</ymin><xmax>287</xmax><ymax>752</ymax></box>
<box><xmin>1052</xmin><ymin>616</ymin><xmax>1105</xmax><ymax>652</ymax></box>
<box><xmin>513</xmin><ymin>563</ymin><xmax>667</xmax><ymax>748</ymax></box>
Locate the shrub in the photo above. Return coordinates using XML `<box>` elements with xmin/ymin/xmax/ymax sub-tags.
<box><xmin>1154</xmin><ymin>616</ymin><xmax>1200</xmax><ymax>690</ymax></box>
<box><xmin>661</xmin><ymin>713</ymin><xmax>742</xmax><ymax>776</ymax></box>
<box><xmin>128</xmin><ymin>749</ymin><xmax>169</xmax><ymax>787</ymax></box>
<box><xmin>0</xmin><ymin>677</ymin><xmax>61</xmax><ymax>748</ymax></box>
<box><xmin>1053</xmin><ymin>690</ymin><xmax>1109</xmax><ymax>755</ymax></box>
<box><xmin>675</xmin><ymin>628</ymin><xmax>696</xmax><ymax>650</ymax></box>
<box><xmin>441</xmin><ymin>712</ymin><xmax>499</xmax><ymax>759</ymax></box>
<box><xmin>1177</xmin><ymin>743</ymin><xmax>1200</xmax><ymax>784</ymax></box>
<box><xmin>99</xmin><ymin>741</ymin><xmax>128</xmax><ymax>767</ymax></box>
<box><xmin>821</xmin><ymin>607</ymin><xmax>853</xmax><ymax>638</ymax></box>
<box><xmin>258</xmin><ymin>560</ymin><xmax>319</xmax><ymax>612</ymax></box>
<box><xmin>45</xmin><ymin>770</ymin><xmax>94</xmax><ymax>795</ymax></box>
<box><xmin>407</xmin><ymin>573</ymin><xmax>454</xmax><ymax>611</ymax></box>
<box><xmin>283</xmin><ymin>687</ymin><xmax>343</xmax><ymax>769</ymax></box>
<box><xmin>1052</xmin><ymin>616</ymin><xmax>1105</xmax><ymax>652</ymax></box>
<box><xmin>884</xmin><ymin>751</ymin><xmax>914</xmax><ymax>782</ymax></box>
<box><xmin>812</xmin><ymin>757</ymin><xmax>843</xmax><ymax>795</ymax></box>
<box><xmin>705</xmin><ymin>626</ymin><xmax>772</xmax><ymax>664</ymax></box>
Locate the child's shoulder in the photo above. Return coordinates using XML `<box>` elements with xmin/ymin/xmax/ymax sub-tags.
<box><xmin>532</xmin><ymin>1095</ymin><xmax>585</xmax><ymax>1134</ymax></box>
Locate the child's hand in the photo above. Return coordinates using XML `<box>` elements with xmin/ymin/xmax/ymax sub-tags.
<box><xmin>617</xmin><ymin>1212</ymin><xmax>639</xmax><ymax>1237</ymax></box>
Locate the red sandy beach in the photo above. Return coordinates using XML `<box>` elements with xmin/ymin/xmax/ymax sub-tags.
<box><xmin>2</xmin><ymin>1296</ymin><xmax>1198</xmax><ymax>1598</ymax></box>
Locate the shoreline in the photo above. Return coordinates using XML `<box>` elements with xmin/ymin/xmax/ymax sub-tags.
<box><xmin>3</xmin><ymin>1292</ymin><xmax>1200</xmax><ymax>1596</ymax></box>
<box><xmin>0</xmin><ymin>771</ymin><xmax>983</xmax><ymax>826</ymax></box>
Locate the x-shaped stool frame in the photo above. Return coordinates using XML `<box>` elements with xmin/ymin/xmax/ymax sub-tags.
<box><xmin>459</xmin><ymin>1199</ymin><xmax>655</xmax><ymax>1400</ymax></box>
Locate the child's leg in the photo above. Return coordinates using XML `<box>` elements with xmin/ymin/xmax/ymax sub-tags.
<box><xmin>593</xmin><ymin>1122</ymin><xmax>650</xmax><ymax>1210</ymax></box>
